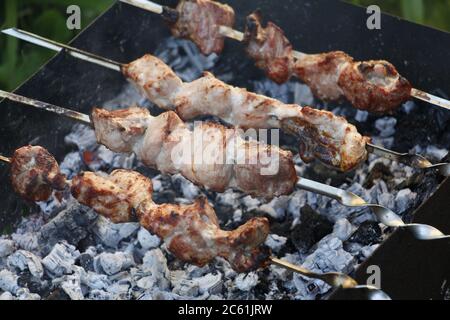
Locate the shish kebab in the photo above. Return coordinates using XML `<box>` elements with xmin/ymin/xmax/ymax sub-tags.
<box><xmin>119</xmin><ymin>0</ymin><xmax>450</xmax><ymax>112</ymax></box>
<box><xmin>3</xmin><ymin>29</ymin><xmax>450</xmax><ymax>177</ymax></box>
<box><xmin>0</xmin><ymin>145</ymin><xmax>389</xmax><ymax>296</ymax></box>
<box><xmin>1</xmin><ymin>90</ymin><xmax>449</xmax><ymax>242</ymax></box>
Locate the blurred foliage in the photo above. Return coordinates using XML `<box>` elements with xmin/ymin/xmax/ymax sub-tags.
<box><xmin>0</xmin><ymin>0</ymin><xmax>449</xmax><ymax>90</ymax></box>
<box><xmin>0</xmin><ymin>0</ymin><xmax>114</xmax><ymax>90</ymax></box>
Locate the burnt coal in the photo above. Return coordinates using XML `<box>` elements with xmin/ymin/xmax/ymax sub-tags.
<box><xmin>77</xmin><ymin>253</ymin><xmax>95</xmax><ymax>272</ymax></box>
<box><xmin>394</xmin><ymin>107</ymin><xmax>450</xmax><ymax>152</ymax></box>
<box><xmin>17</xmin><ymin>270</ymin><xmax>49</xmax><ymax>296</ymax></box>
<box><xmin>38</xmin><ymin>201</ymin><xmax>98</xmax><ymax>255</ymax></box>
<box><xmin>364</xmin><ymin>163</ymin><xmax>394</xmax><ymax>189</ymax></box>
<box><xmin>346</xmin><ymin>221</ymin><xmax>382</xmax><ymax>246</ymax></box>
<box><xmin>290</xmin><ymin>206</ymin><xmax>333</xmax><ymax>253</ymax></box>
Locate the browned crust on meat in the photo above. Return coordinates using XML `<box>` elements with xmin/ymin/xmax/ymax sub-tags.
<box><xmin>170</xmin><ymin>0</ymin><xmax>235</xmax><ymax>55</ymax></box>
<box><xmin>338</xmin><ymin>60</ymin><xmax>412</xmax><ymax>113</ymax></box>
<box><xmin>244</xmin><ymin>11</ymin><xmax>293</xmax><ymax>84</ymax></box>
<box><xmin>10</xmin><ymin>145</ymin><xmax>67</xmax><ymax>202</ymax></box>
<box><xmin>139</xmin><ymin>197</ymin><xmax>271</xmax><ymax>272</ymax></box>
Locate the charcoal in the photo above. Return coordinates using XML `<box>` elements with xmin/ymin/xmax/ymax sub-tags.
<box><xmin>265</xmin><ymin>234</ymin><xmax>287</xmax><ymax>253</ymax></box>
<box><xmin>92</xmin><ymin>216</ymin><xmax>139</xmax><ymax>248</ymax></box>
<box><xmin>235</xmin><ymin>272</ymin><xmax>258</xmax><ymax>292</ymax></box>
<box><xmin>42</xmin><ymin>242</ymin><xmax>80</xmax><ymax>277</ymax></box>
<box><xmin>17</xmin><ymin>270</ymin><xmax>49</xmax><ymax>295</ymax></box>
<box><xmin>0</xmin><ymin>239</ymin><xmax>15</xmax><ymax>258</ymax></box>
<box><xmin>94</xmin><ymin>252</ymin><xmax>134</xmax><ymax>276</ymax></box>
<box><xmin>7</xmin><ymin>250</ymin><xmax>44</xmax><ymax>278</ymax></box>
<box><xmin>290</xmin><ymin>206</ymin><xmax>333</xmax><ymax>253</ymax></box>
<box><xmin>213</xmin><ymin>204</ymin><xmax>235</xmax><ymax>225</ymax></box>
<box><xmin>394</xmin><ymin>106</ymin><xmax>450</xmax><ymax>152</ymax></box>
<box><xmin>38</xmin><ymin>201</ymin><xmax>98</xmax><ymax>255</ymax></box>
<box><xmin>46</xmin><ymin>287</ymin><xmax>71</xmax><ymax>300</ymax></box>
<box><xmin>77</xmin><ymin>253</ymin><xmax>95</xmax><ymax>272</ymax></box>
<box><xmin>152</xmin><ymin>190</ymin><xmax>177</xmax><ymax>204</ymax></box>
<box><xmin>137</xmin><ymin>228</ymin><xmax>160</xmax><ymax>250</ymax></box>
<box><xmin>0</xmin><ymin>269</ymin><xmax>20</xmax><ymax>294</ymax></box>
<box><xmin>363</xmin><ymin>162</ymin><xmax>393</xmax><ymax>189</ymax></box>
<box><xmin>196</xmin><ymin>273</ymin><xmax>223</xmax><ymax>295</ymax></box>
<box><xmin>16</xmin><ymin>288</ymin><xmax>40</xmax><ymax>300</ymax></box>
<box><xmin>346</xmin><ymin>221</ymin><xmax>382</xmax><ymax>246</ymax></box>
<box><xmin>0</xmin><ymin>292</ymin><xmax>14</xmax><ymax>300</ymax></box>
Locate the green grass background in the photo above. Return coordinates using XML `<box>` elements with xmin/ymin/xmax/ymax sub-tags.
<box><xmin>0</xmin><ymin>0</ymin><xmax>449</xmax><ymax>91</ymax></box>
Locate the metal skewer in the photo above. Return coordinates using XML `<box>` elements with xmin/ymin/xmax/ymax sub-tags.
<box><xmin>0</xmin><ymin>154</ymin><xmax>386</xmax><ymax>299</ymax></box>
<box><xmin>118</xmin><ymin>0</ymin><xmax>450</xmax><ymax>111</ymax></box>
<box><xmin>1</xmin><ymin>90</ymin><xmax>449</xmax><ymax>243</ymax></box>
<box><xmin>2</xmin><ymin>27</ymin><xmax>449</xmax><ymax>177</ymax></box>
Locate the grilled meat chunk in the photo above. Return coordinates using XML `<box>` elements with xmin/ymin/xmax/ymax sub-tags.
<box><xmin>122</xmin><ymin>54</ymin><xmax>369</xmax><ymax>171</ymax></box>
<box><xmin>10</xmin><ymin>145</ymin><xmax>67</xmax><ymax>202</ymax></box>
<box><xmin>243</xmin><ymin>11</ymin><xmax>293</xmax><ymax>84</ymax></box>
<box><xmin>169</xmin><ymin>0</ymin><xmax>235</xmax><ymax>55</ymax></box>
<box><xmin>242</xmin><ymin>12</ymin><xmax>411</xmax><ymax>112</ymax></box>
<box><xmin>338</xmin><ymin>60</ymin><xmax>412</xmax><ymax>113</ymax></box>
<box><xmin>91</xmin><ymin>107</ymin><xmax>298</xmax><ymax>198</ymax></box>
<box><xmin>71</xmin><ymin>169</ymin><xmax>270</xmax><ymax>272</ymax></box>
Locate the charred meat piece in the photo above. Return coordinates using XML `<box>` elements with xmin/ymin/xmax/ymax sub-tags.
<box><xmin>241</xmin><ymin>12</ymin><xmax>411</xmax><ymax>113</ymax></box>
<box><xmin>338</xmin><ymin>60</ymin><xmax>412</xmax><ymax>113</ymax></box>
<box><xmin>70</xmin><ymin>169</ymin><xmax>271</xmax><ymax>272</ymax></box>
<box><xmin>71</xmin><ymin>170</ymin><xmax>153</xmax><ymax>223</ymax></box>
<box><xmin>10</xmin><ymin>145</ymin><xmax>67</xmax><ymax>202</ymax></box>
<box><xmin>243</xmin><ymin>11</ymin><xmax>293</xmax><ymax>84</ymax></box>
<box><xmin>122</xmin><ymin>54</ymin><xmax>369</xmax><ymax>171</ymax></box>
<box><xmin>139</xmin><ymin>196</ymin><xmax>271</xmax><ymax>272</ymax></box>
<box><xmin>294</xmin><ymin>51</ymin><xmax>353</xmax><ymax>102</ymax></box>
<box><xmin>169</xmin><ymin>0</ymin><xmax>235</xmax><ymax>55</ymax></box>
<box><xmin>91</xmin><ymin>107</ymin><xmax>298</xmax><ymax>199</ymax></box>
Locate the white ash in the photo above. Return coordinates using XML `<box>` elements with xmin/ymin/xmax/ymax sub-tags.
<box><xmin>412</xmin><ymin>145</ymin><xmax>449</xmax><ymax>162</ymax></box>
<box><xmin>258</xmin><ymin>196</ymin><xmax>290</xmax><ymax>220</ymax></box>
<box><xmin>155</xmin><ymin>37</ymin><xmax>219</xmax><ymax>82</ymax></box>
<box><xmin>0</xmin><ymin>239</ymin><xmax>15</xmax><ymax>258</ymax></box>
<box><xmin>92</xmin><ymin>216</ymin><xmax>139</xmax><ymax>248</ymax></box>
<box><xmin>375</xmin><ymin>117</ymin><xmax>397</xmax><ymax>138</ymax></box>
<box><xmin>232</xmin><ymin>209</ymin><xmax>242</xmax><ymax>223</ymax></box>
<box><xmin>234</xmin><ymin>272</ymin><xmax>259</xmax><ymax>292</ymax></box>
<box><xmin>172</xmin><ymin>174</ymin><xmax>200</xmax><ymax>200</ymax></box>
<box><xmin>354</xmin><ymin>110</ymin><xmax>369</xmax><ymax>122</ymax></box>
<box><xmin>265</xmin><ymin>234</ymin><xmax>287</xmax><ymax>253</ymax></box>
<box><xmin>137</xmin><ymin>228</ymin><xmax>160</xmax><ymax>250</ymax></box>
<box><xmin>7</xmin><ymin>250</ymin><xmax>43</xmax><ymax>278</ymax></box>
<box><xmin>64</xmin><ymin>124</ymin><xmax>97</xmax><ymax>151</ymax></box>
<box><xmin>241</xmin><ymin>196</ymin><xmax>261</xmax><ymax>212</ymax></box>
<box><xmin>0</xmin><ymin>291</ymin><xmax>14</xmax><ymax>300</ymax></box>
<box><xmin>94</xmin><ymin>252</ymin><xmax>134</xmax><ymax>276</ymax></box>
<box><xmin>0</xmin><ymin>269</ymin><xmax>20</xmax><ymax>294</ymax></box>
<box><xmin>42</xmin><ymin>242</ymin><xmax>80</xmax><ymax>277</ymax></box>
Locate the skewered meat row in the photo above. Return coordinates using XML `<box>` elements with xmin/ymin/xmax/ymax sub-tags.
<box><xmin>91</xmin><ymin>107</ymin><xmax>298</xmax><ymax>199</ymax></box>
<box><xmin>10</xmin><ymin>145</ymin><xmax>271</xmax><ymax>272</ymax></box>
<box><xmin>243</xmin><ymin>11</ymin><xmax>412</xmax><ymax>113</ymax></box>
<box><xmin>153</xmin><ymin>1</ymin><xmax>411</xmax><ymax>112</ymax></box>
<box><xmin>122</xmin><ymin>54</ymin><xmax>370</xmax><ymax>171</ymax></box>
